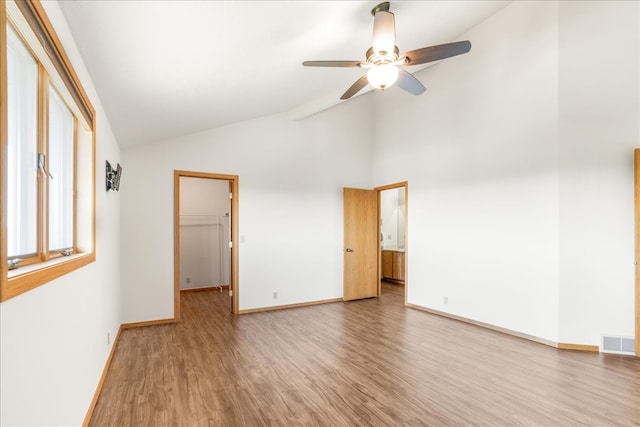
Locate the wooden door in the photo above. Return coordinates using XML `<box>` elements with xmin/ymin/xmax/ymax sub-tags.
<box><xmin>343</xmin><ymin>188</ymin><xmax>378</xmax><ymax>301</ymax></box>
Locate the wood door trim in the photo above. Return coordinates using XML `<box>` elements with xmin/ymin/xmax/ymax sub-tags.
<box><xmin>375</xmin><ymin>181</ymin><xmax>408</xmax><ymax>192</ymax></box>
<box><xmin>375</xmin><ymin>182</ymin><xmax>408</xmax><ymax>304</ymax></box>
<box><xmin>634</xmin><ymin>149</ymin><xmax>640</xmax><ymax>356</ymax></box>
<box><xmin>174</xmin><ymin>170</ymin><xmax>239</xmax><ymax>319</ymax></box>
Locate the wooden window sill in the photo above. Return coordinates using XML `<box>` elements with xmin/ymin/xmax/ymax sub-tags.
<box><xmin>3</xmin><ymin>252</ymin><xmax>95</xmax><ymax>301</ymax></box>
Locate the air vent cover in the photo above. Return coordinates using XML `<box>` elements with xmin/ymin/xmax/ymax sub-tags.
<box><xmin>601</xmin><ymin>335</ymin><xmax>635</xmax><ymax>355</ymax></box>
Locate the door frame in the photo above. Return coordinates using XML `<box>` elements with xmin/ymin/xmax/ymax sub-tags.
<box><xmin>375</xmin><ymin>181</ymin><xmax>408</xmax><ymax>305</ymax></box>
<box><xmin>634</xmin><ymin>150</ymin><xmax>640</xmax><ymax>356</ymax></box>
<box><xmin>173</xmin><ymin>170</ymin><xmax>239</xmax><ymax>319</ymax></box>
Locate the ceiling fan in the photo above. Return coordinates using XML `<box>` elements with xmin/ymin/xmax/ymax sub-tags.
<box><xmin>303</xmin><ymin>2</ymin><xmax>472</xmax><ymax>100</ymax></box>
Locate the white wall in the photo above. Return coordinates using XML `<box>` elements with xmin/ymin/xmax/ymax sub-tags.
<box><xmin>121</xmin><ymin>0</ymin><xmax>638</xmax><ymax>345</ymax></box>
<box><xmin>373</xmin><ymin>0</ymin><xmax>639</xmax><ymax>346</ymax></box>
<box><xmin>373</xmin><ymin>1</ymin><xmax>561</xmax><ymax>342</ymax></box>
<box><xmin>121</xmin><ymin>95</ymin><xmax>373</xmax><ymax>321</ymax></box>
<box><xmin>557</xmin><ymin>1</ymin><xmax>639</xmax><ymax>344</ymax></box>
<box><xmin>0</xmin><ymin>2</ymin><xmax>122</xmax><ymax>426</ymax></box>
<box><xmin>180</xmin><ymin>177</ymin><xmax>230</xmax><ymax>289</ymax></box>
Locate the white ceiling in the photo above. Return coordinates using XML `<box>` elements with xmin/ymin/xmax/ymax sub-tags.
<box><xmin>58</xmin><ymin>1</ymin><xmax>510</xmax><ymax>148</ymax></box>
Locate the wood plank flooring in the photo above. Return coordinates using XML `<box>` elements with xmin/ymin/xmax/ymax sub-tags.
<box><xmin>90</xmin><ymin>283</ymin><xmax>640</xmax><ymax>426</ymax></box>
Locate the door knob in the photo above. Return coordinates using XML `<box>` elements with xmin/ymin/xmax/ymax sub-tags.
<box><xmin>346</xmin><ymin>248</ymin><xmax>354</xmax><ymax>252</ymax></box>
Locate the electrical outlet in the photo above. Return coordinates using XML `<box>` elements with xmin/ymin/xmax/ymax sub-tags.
<box><xmin>273</xmin><ymin>291</ymin><xmax>278</xmax><ymax>300</ymax></box>
<box><xmin>186</xmin><ymin>277</ymin><xmax>191</xmax><ymax>284</ymax></box>
<box><xmin>444</xmin><ymin>296</ymin><xmax>448</xmax><ymax>305</ymax></box>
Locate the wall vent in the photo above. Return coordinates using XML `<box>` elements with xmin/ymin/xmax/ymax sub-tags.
<box><xmin>601</xmin><ymin>335</ymin><xmax>635</xmax><ymax>355</ymax></box>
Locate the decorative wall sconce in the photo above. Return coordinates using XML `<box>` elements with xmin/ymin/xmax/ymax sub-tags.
<box><xmin>106</xmin><ymin>161</ymin><xmax>122</xmax><ymax>191</ymax></box>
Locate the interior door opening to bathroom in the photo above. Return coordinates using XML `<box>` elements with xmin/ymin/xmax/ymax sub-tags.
<box><xmin>377</xmin><ymin>182</ymin><xmax>407</xmax><ymax>304</ymax></box>
<box><xmin>174</xmin><ymin>171</ymin><xmax>239</xmax><ymax>319</ymax></box>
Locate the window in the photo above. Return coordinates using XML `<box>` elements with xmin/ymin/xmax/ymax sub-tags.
<box><xmin>6</xmin><ymin>23</ymin><xmax>38</xmax><ymax>261</ymax></box>
<box><xmin>1</xmin><ymin>0</ymin><xmax>96</xmax><ymax>301</ymax></box>
<box><xmin>47</xmin><ymin>86</ymin><xmax>75</xmax><ymax>253</ymax></box>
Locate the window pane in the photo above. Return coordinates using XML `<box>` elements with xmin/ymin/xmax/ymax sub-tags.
<box><xmin>48</xmin><ymin>87</ymin><xmax>74</xmax><ymax>251</ymax></box>
<box><xmin>6</xmin><ymin>24</ymin><xmax>38</xmax><ymax>258</ymax></box>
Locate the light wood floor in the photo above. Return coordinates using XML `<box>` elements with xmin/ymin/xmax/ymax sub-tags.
<box><xmin>90</xmin><ymin>283</ymin><xmax>640</xmax><ymax>426</ymax></box>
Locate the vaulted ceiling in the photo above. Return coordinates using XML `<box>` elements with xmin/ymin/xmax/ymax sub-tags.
<box><xmin>58</xmin><ymin>1</ymin><xmax>510</xmax><ymax>148</ymax></box>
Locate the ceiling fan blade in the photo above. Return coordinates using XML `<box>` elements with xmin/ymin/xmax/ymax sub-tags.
<box><xmin>302</xmin><ymin>60</ymin><xmax>363</xmax><ymax>68</ymax></box>
<box><xmin>402</xmin><ymin>40</ymin><xmax>471</xmax><ymax>66</ymax></box>
<box><xmin>396</xmin><ymin>69</ymin><xmax>426</xmax><ymax>96</ymax></box>
<box><xmin>340</xmin><ymin>75</ymin><xmax>369</xmax><ymax>100</ymax></box>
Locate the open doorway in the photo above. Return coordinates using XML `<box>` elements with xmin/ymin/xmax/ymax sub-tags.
<box><xmin>376</xmin><ymin>182</ymin><xmax>407</xmax><ymax>304</ymax></box>
<box><xmin>174</xmin><ymin>170</ymin><xmax>239</xmax><ymax>319</ymax></box>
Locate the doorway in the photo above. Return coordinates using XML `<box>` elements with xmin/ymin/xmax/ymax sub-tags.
<box><xmin>174</xmin><ymin>170</ymin><xmax>239</xmax><ymax>319</ymax></box>
<box><xmin>376</xmin><ymin>182</ymin><xmax>407</xmax><ymax>304</ymax></box>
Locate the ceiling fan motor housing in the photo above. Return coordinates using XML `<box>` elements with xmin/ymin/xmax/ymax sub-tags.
<box><xmin>366</xmin><ymin>46</ymin><xmax>400</xmax><ymax>66</ymax></box>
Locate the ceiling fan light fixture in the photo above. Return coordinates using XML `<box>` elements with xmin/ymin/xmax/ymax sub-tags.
<box><xmin>302</xmin><ymin>1</ymin><xmax>472</xmax><ymax>100</ymax></box>
<box><xmin>372</xmin><ymin>10</ymin><xmax>395</xmax><ymax>56</ymax></box>
<box><xmin>367</xmin><ymin>64</ymin><xmax>399</xmax><ymax>89</ymax></box>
